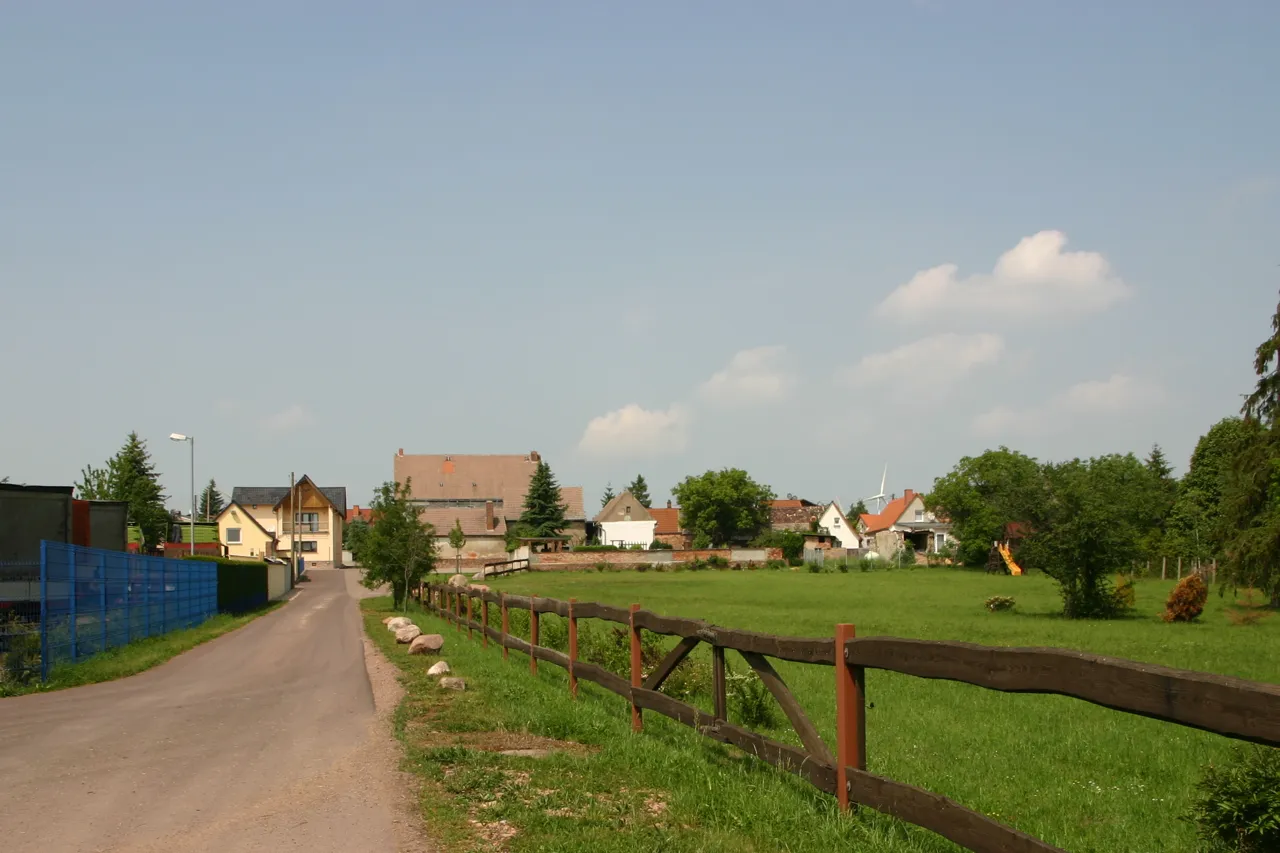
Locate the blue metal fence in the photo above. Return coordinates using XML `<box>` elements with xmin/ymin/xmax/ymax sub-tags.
<box><xmin>38</xmin><ymin>541</ymin><xmax>218</xmax><ymax>680</ymax></box>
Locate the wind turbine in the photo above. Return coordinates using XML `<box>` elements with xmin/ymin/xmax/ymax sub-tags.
<box><xmin>865</xmin><ymin>465</ymin><xmax>888</xmax><ymax>513</ymax></box>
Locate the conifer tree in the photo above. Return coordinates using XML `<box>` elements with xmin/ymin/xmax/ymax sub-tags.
<box><xmin>626</xmin><ymin>474</ymin><xmax>652</xmax><ymax>508</ymax></box>
<box><xmin>518</xmin><ymin>461</ymin><xmax>568</xmax><ymax>537</ymax></box>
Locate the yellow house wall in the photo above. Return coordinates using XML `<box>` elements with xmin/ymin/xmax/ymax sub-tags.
<box><xmin>218</xmin><ymin>505</ymin><xmax>276</xmax><ymax>559</ymax></box>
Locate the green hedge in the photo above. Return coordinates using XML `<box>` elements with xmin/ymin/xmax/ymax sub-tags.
<box><xmin>182</xmin><ymin>555</ymin><xmax>270</xmax><ymax>613</ymax></box>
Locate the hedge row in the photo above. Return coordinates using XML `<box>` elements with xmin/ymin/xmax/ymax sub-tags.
<box><xmin>182</xmin><ymin>555</ymin><xmax>271</xmax><ymax>614</ymax></box>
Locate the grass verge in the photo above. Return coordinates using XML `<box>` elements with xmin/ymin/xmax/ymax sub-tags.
<box><xmin>362</xmin><ymin>595</ymin><xmax>965</xmax><ymax>853</ymax></box>
<box><xmin>0</xmin><ymin>603</ymin><xmax>281</xmax><ymax>697</ymax></box>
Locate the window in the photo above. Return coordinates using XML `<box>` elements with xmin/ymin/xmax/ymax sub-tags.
<box><xmin>915</xmin><ymin>510</ymin><xmax>924</xmax><ymax>521</ymax></box>
<box><xmin>225</xmin><ymin>528</ymin><xmax>242</xmax><ymax>544</ymax></box>
<box><xmin>296</xmin><ymin>512</ymin><xmax>320</xmax><ymax>532</ymax></box>
<box><xmin>298</xmin><ymin>540</ymin><xmax>318</xmax><ymax>553</ymax></box>
<box><xmin>833</xmin><ymin>517</ymin><xmax>841</xmax><ymax>527</ymax></box>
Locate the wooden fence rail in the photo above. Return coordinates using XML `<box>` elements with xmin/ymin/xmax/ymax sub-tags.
<box><xmin>422</xmin><ymin>581</ymin><xmax>1280</xmax><ymax>853</ymax></box>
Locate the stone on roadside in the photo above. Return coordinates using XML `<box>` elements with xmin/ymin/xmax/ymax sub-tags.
<box><xmin>387</xmin><ymin>616</ymin><xmax>412</xmax><ymax>631</ymax></box>
<box><xmin>448</xmin><ymin>573</ymin><xmax>469</xmax><ymax>589</ymax></box>
<box><xmin>472</xmin><ymin>571</ymin><xmax>485</xmax><ymax>580</ymax></box>
<box><xmin>395</xmin><ymin>624</ymin><xmax>422</xmax><ymax>644</ymax></box>
<box><xmin>409</xmin><ymin>634</ymin><xmax>445</xmax><ymax>656</ymax></box>
<box><xmin>439</xmin><ymin>676</ymin><xmax>466</xmax><ymax>691</ymax></box>
<box><xmin>470</xmin><ymin>584</ymin><xmax>489</xmax><ymax>593</ymax></box>
<box><xmin>381</xmin><ymin>616</ymin><xmax>397</xmax><ymax>625</ymax></box>
<box><xmin>426</xmin><ymin>660</ymin><xmax>451</xmax><ymax>676</ymax></box>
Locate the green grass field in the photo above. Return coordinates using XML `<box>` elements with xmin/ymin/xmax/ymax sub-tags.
<box><xmin>467</xmin><ymin>567</ymin><xmax>1279</xmax><ymax>852</ymax></box>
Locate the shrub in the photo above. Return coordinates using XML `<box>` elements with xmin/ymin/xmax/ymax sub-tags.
<box><xmin>1185</xmin><ymin>745</ymin><xmax>1280</xmax><ymax>852</ymax></box>
<box><xmin>1226</xmin><ymin>589</ymin><xmax>1273</xmax><ymax>627</ymax></box>
<box><xmin>635</xmin><ymin>563</ymin><xmax>649</xmax><ymax>573</ymax></box>
<box><xmin>1164</xmin><ymin>574</ymin><xmax>1209</xmax><ymax>622</ymax></box>
<box><xmin>594</xmin><ymin>562</ymin><xmax>610</xmax><ymax>573</ymax></box>
<box><xmin>1</xmin><ymin>613</ymin><xmax>40</xmax><ymax>687</ymax></box>
<box><xmin>648</xmin><ymin>540</ymin><xmax>674</xmax><ymax>550</ymax></box>
<box><xmin>686</xmin><ymin>559</ymin><xmax>707</xmax><ymax>572</ymax></box>
<box><xmin>705</xmin><ymin>555</ymin><xmax>729</xmax><ymax>570</ymax></box>
<box><xmin>764</xmin><ymin>559</ymin><xmax>788</xmax><ymax>571</ymax></box>
<box><xmin>985</xmin><ymin>595</ymin><xmax>1016</xmax><ymax>613</ymax></box>
<box><xmin>806</xmin><ymin>561</ymin><xmax>823</xmax><ymax>574</ymax></box>
<box><xmin>574</xmin><ymin>544</ymin><xmax>621</xmax><ymax>552</ymax></box>
<box><xmin>1112</xmin><ymin>575</ymin><xmax>1136</xmax><ymax>612</ymax></box>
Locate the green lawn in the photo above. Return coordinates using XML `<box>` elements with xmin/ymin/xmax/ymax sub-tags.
<box><xmin>0</xmin><ymin>604</ymin><xmax>280</xmax><ymax>697</ymax></box>
<box><xmin>465</xmin><ymin>566</ymin><xmax>1279</xmax><ymax>853</ymax></box>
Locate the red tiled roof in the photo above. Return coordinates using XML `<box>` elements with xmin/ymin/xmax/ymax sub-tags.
<box><xmin>346</xmin><ymin>506</ymin><xmax>373</xmax><ymax>524</ymax></box>
<box><xmin>771</xmin><ymin>499</ymin><xmax>804</xmax><ymax>509</ymax></box>
<box><xmin>860</xmin><ymin>490</ymin><xmax>918</xmax><ymax>534</ymax></box>
<box><xmin>650</xmin><ymin>507</ymin><xmax>683</xmax><ymax>535</ymax></box>
<box><xmin>501</xmin><ymin>486</ymin><xmax>586</xmax><ymax>522</ymax></box>
<box><xmin>418</xmin><ymin>507</ymin><xmax>505</xmax><ymax>538</ymax></box>
<box><xmin>394</xmin><ymin>452</ymin><xmax>541</xmax><ymax>501</ymax></box>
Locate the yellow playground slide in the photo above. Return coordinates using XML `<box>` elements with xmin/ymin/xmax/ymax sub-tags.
<box><xmin>997</xmin><ymin>543</ymin><xmax>1023</xmax><ymax>576</ymax></box>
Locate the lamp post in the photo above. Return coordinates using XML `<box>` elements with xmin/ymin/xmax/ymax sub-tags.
<box><xmin>169</xmin><ymin>433</ymin><xmax>195</xmax><ymax>555</ymax></box>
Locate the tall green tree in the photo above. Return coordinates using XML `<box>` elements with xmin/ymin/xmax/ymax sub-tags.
<box><xmin>360</xmin><ymin>479</ymin><xmax>437</xmax><ymax>609</ymax></box>
<box><xmin>448</xmin><ymin>519</ymin><xmax>466</xmax><ymax>573</ymax></box>
<box><xmin>1243</xmin><ymin>291</ymin><xmax>1280</xmax><ymax>425</ymax></box>
<box><xmin>76</xmin><ymin>433</ymin><xmax>169</xmax><ymax>548</ymax></box>
<box><xmin>517</xmin><ymin>460</ymin><xmax>568</xmax><ymax>537</ymax></box>
<box><xmin>1220</xmin><ymin>293</ymin><xmax>1280</xmax><ymax>607</ymax></box>
<box><xmin>1167</xmin><ymin>418</ymin><xmax>1250</xmax><ymax>561</ymax></box>
<box><xmin>927</xmin><ymin>448</ymin><xmax>1049</xmax><ymax>566</ymax></box>
<box><xmin>848</xmin><ymin>499</ymin><xmax>869</xmax><ymax>519</ymax></box>
<box><xmin>600</xmin><ymin>482</ymin><xmax>617</xmax><ymax>508</ymax></box>
<box><xmin>626</xmin><ymin>475</ymin><xmax>652</xmax><ymax>508</ymax></box>
<box><xmin>671</xmin><ymin>468</ymin><xmax>774</xmax><ymax>547</ymax></box>
<box><xmin>1023</xmin><ymin>456</ymin><xmax>1143</xmax><ymax>618</ymax></box>
<box><xmin>199</xmin><ymin>478</ymin><xmax>225</xmax><ymax>520</ymax></box>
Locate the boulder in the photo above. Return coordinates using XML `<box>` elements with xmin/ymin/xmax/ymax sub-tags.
<box><xmin>472</xmin><ymin>571</ymin><xmax>486</xmax><ymax>581</ymax></box>
<box><xmin>395</xmin><ymin>625</ymin><xmax>422</xmax><ymax>644</ymax></box>
<box><xmin>408</xmin><ymin>634</ymin><xmax>445</xmax><ymax>656</ymax></box>
<box><xmin>386</xmin><ymin>616</ymin><xmax>412</xmax><ymax>631</ymax></box>
<box><xmin>381</xmin><ymin>616</ymin><xmax>397</xmax><ymax>625</ymax></box>
<box><xmin>470</xmin><ymin>584</ymin><xmax>490</xmax><ymax>593</ymax></box>
<box><xmin>439</xmin><ymin>677</ymin><xmax>466</xmax><ymax>691</ymax></box>
<box><xmin>447</xmin><ymin>573</ymin><xmax>469</xmax><ymax>589</ymax></box>
<box><xmin>426</xmin><ymin>660</ymin><xmax>451</xmax><ymax>676</ymax></box>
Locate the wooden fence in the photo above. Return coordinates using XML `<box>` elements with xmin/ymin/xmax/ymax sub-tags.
<box><xmin>422</xmin><ymin>581</ymin><xmax>1280</xmax><ymax>853</ymax></box>
<box><xmin>478</xmin><ymin>557</ymin><xmax>530</xmax><ymax>578</ymax></box>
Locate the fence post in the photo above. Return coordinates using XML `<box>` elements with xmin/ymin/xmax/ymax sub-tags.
<box><xmin>629</xmin><ymin>603</ymin><xmax>642</xmax><ymax>733</ymax></box>
<box><xmin>530</xmin><ymin>596</ymin><xmax>539</xmax><ymax>676</ymax></box>
<box><xmin>835</xmin><ymin>623</ymin><xmax>866</xmax><ymax>811</ymax></box>
<box><xmin>1162</xmin><ymin>556</ymin><xmax>1167</xmax><ymax>580</ymax></box>
<box><xmin>482</xmin><ymin>597</ymin><xmax>490</xmax><ymax>648</ymax></box>
<box><xmin>500</xmin><ymin>592</ymin><xmax>509</xmax><ymax>661</ymax></box>
<box><xmin>712</xmin><ymin>645</ymin><xmax>727</xmax><ymax>720</ymax></box>
<box><xmin>98</xmin><ymin>552</ymin><xmax>107</xmax><ymax>653</ymax></box>
<box><xmin>467</xmin><ymin>594</ymin><xmax>473</xmax><ymax>640</ymax></box>
<box><xmin>1177</xmin><ymin>556</ymin><xmax>1182</xmax><ymax>580</ymax></box>
<box><xmin>144</xmin><ymin>559</ymin><xmax>151</xmax><ymax>637</ymax></box>
<box><xmin>568</xmin><ymin>598</ymin><xmax>578</xmax><ymax>698</ymax></box>
<box><xmin>68</xmin><ymin>545</ymin><xmax>78</xmax><ymax>663</ymax></box>
<box><xmin>39</xmin><ymin>540</ymin><xmax>49</xmax><ymax>682</ymax></box>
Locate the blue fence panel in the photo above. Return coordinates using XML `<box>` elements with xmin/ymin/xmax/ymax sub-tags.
<box><xmin>39</xmin><ymin>541</ymin><xmax>218</xmax><ymax>680</ymax></box>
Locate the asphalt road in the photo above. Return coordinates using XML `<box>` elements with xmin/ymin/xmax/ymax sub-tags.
<box><xmin>0</xmin><ymin>569</ymin><xmax>427</xmax><ymax>853</ymax></box>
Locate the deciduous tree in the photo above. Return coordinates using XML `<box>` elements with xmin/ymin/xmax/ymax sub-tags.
<box><xmin>75</xmin><ymin>433</ymin><xmax>169</xmax><ymax>549</ymax></box>
<box><xmin>927</xmin><ymin>448</ymin><xmax>1048</xmax><ymax>566</ymax></box>
<box><xmin>448</xmin><ymin>518</ymin><xmax>466</xmax><ymax>573</ymax></box>
<box><xmin>344</xmin><ymin>517</ymin><xmax>371</xmax><ymax>563</ymax></box>
<box><xmin>671</xmin><ymin>469</ymin><xmax>774</xmax><ymax>548</ymax></box>
<box><xmin>361</xmin><ymin>479</ymin><xmax>436</xmax><ymax>610</ymax></box>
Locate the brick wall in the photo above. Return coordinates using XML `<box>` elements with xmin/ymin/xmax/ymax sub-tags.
<box><xmin>532</xmin><ymin>548</ymin><xmax>782</xmax><ymax>569</ymax></box>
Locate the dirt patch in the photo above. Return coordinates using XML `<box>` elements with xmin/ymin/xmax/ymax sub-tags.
<box><xmin>362</xmin><ymin>636</ymin><xmax>437</xmax><ymax>852</ymax></box>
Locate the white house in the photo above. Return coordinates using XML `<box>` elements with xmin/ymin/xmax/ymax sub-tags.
<box><xmin>594</xmin><ymin>490</ymin><xmax>657</xmax><ymax>549</ymax></box>
<box><xmin>818</xmin><ymin>501</ymin><xmax>861</xmax><ymax>549</ymax></box>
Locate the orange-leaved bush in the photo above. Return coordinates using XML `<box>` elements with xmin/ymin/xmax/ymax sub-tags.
<box><xmin>1163</xmin><ymin>574</ymin><xmax>1208</xmax><ymax>622</ymax></box>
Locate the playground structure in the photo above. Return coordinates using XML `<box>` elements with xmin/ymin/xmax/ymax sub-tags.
<box><xmin>987</xmin><ymin>540</ymin><xmax>1024</xmax><ymax>576</ymax></box>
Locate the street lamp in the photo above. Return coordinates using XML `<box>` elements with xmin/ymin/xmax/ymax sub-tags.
<box><xmin>169</xmin><ymin>433</ymin><xmax>195</xmax><ymax>555</ymax></box>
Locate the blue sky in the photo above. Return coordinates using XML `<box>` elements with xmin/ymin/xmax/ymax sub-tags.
<box><xmin>3</xmin><ymin>2</ymin><xmax>1277</xmax><ymax>512</ymax></box>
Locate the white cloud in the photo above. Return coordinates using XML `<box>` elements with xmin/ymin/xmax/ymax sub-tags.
<box><xmin>840</xmin><ymin>333</ymin><xmax>1004</xmax><ymax>389</ymax></box>
<box><xmin>877</xmin><ymin>231</ymin><xmax>1128</xmax><ymax>322</ymax></box>
<box><xmin>973</xmin><ymin>374</ymin><xmax>1164</xmax><ymax>436</ymax></box>
<box><xmin>262</xmin><ymin>404</ymin><xmax>313</xmax><ymax>434</ymax></box>
<box><xmin>578</xmin><ymin>404</ymin><xmax>691</xmax><ymax>457</ymax></box>
<box><xmin>699</xmin><ymin>346</ymin><xmax>794</xmax><ymax>406</ymax></box>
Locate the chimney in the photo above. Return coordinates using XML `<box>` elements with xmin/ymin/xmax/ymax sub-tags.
<box><xmin>397</xmin><ymin>448</ymin><xmax>404</xmax><ymax>457</ymax></box>
<box><xmin>904</xmin><ymin>489</ymin><xmax>915</xmax><ymax>502</ymax></box>
<box><xmin>485</xmin><ymin>500</ymin><xmax>495</xmax><ymax>531</ymax></box>
<box><xmin>667</xmin><ymin>500</ymin><xmax>672</xmax><ymax>509</ymax></box>
<box><xmin>529</xmin><ymin>450</ymin><xmax>541</xmax><ymax>463</ymax></box>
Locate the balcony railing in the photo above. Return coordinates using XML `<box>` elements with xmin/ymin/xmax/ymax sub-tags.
<box><xmin>280</xmin><ymin>521</ymin><xmax>330</xmax><ymax>535</ymax></box>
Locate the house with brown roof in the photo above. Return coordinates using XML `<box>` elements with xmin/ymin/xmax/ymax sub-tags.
<box><xmin>593</xmin><ymin>490</ymin><xmax>657</xmax><ymax>548</ymax></box>
<box><xmin>769</xmin><ymin>499</ymin><xmax>824</xmax><ymax>532</ymax></box>
<box><xmin>218</xmin><ymin>476</ymin><xmax>348</xmax><ymax>566</ymax></box>
<box><xmin>392</xmin><ymin>449</ymin><xmax>587</xmax><ymax>559</ymax></box>
<box><xmin>650</xmin><ymin>500</ymin><xmax>690</xmax><ymax>549</ymax></box>
<box><xmin>816</xmin><ymin>501</ymin><xmax>861</xmax><ymax>549</ymax></box>
<box><xmin>859</xmin><ymin>489</ymin><xmax>955</xmax><ymax>560</ymax></box>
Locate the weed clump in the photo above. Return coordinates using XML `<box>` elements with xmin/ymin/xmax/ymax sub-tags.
<box><xmin>984</xmin><ymin>595</ymin><xmax>1016</xmax><ymax>613</ymax></box>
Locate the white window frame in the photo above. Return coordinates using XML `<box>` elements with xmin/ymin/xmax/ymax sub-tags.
<box><xmin>225</xmin><ymin>527</ymin><xmax>242</xmax><ymax>544</ymax></box>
